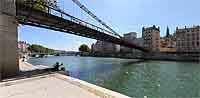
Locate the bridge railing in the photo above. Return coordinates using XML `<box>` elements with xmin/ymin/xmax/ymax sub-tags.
<box><xmin>16</xmin><ymin>0</ymin><xmax>119</xmax><ymax>38</ymax></box>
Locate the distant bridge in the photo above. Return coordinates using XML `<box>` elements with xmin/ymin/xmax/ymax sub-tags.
<box><xmin>30</xmin><ymin>51</ymin><xmax>80</xmax><ymax>57</ymax></box>
<box><xmin>16</xmin><ymin>0</ymin><xmax>150</xmax><ymax>52</ymax></box>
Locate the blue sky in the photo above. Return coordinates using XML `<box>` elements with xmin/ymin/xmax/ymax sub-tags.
<box><xmin>19</xmin><ymin>0</ymin><xmax>200</xmax><ymax>51</ymax></box>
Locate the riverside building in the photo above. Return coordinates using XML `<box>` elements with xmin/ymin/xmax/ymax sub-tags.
<box><xmin>176</xmin><ymin>26</ymin><xmax>200</xmax><ymax>52</ymax></box>
<box><xmin>120</xmin><ymin>32</ymin><xmax>137</xmax><ymax>53</ymax></box>
<box><xmin>92</xmin><ymin>41</ymin><xmax>119</xmax><ymax>54</ymax></box>
<box><xmin>142</xmin><ymin>25</ymin><xmax>160</xmax><ymax>52</ymax></box>
<box><xmin>18</xmin><ymin>41</ymin><xmax>30</xmax><ymax>53</ymax></box>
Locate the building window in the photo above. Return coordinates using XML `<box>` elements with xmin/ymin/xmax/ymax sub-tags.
<box><xmin>187</xmin><ymin>42</ymin><xmax>190</xmax><ymax>47</ymax></box>
<box><xmin>197</xmin><ymin>42</ymin><xmax>199</xmax><ymax>47</ymax></box>
<box><xmin>192</xmin><ymin>41</ymin><xmax>195</xmax><ymax>47</ymax></box>
<box><xmin>192</xmin><ymin>29</ymin><xmax>194</xmax><ymax>32</ymax></box>
<box><xmin>192</xmin><ymin>33</ymin><xmax>195</xmax><ymax>39</ymax></box>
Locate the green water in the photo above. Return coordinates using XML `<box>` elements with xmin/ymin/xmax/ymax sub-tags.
<box><xmin>28</xmin><ymin>56</ymin><xmax>200</xmax><ymax>98</ymax></box>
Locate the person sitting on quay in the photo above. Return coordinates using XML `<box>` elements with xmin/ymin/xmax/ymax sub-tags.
<box><xmin>53</xmin><ymin>62</ymin><xmax>65</xmax><ymax>71</ymax></box>
<box><xmin>22</xmin><ymin>56</ymin><xmax>26</xmax><ymax>62</ymax></box>
<box><xmin>53</xmin><ymin>62</ymin><xmax>61</xmax><ymax>71</ymax></box>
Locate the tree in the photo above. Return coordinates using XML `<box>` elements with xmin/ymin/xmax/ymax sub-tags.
<box><xmin>166</xmin><ymin>26</ymin><xmax>170</xmax><ymax>37</ymax></box>
<box><xmin>27</xmin><ymin>44</ymin><xmax>54</xmax><ymax>53</ymax></box>
<box><xmin>79</xmin><ymin>44</ymin><xmax>91</xmax><ymax>53</ymax></box>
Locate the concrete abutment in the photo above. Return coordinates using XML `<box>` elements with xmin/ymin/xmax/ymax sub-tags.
<box><xmin>0</xmin><ymin>0</ymin><xmax>19</xmax><ymax>79</ymax></box>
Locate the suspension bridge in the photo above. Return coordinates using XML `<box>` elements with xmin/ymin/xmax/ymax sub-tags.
<box><xmin>0</xmin><ymin>0</ymin><xmax>150</xmax><ymax>78</ymax></box>
<box><xmin>16</xmin><ymin>0</ymin><xmax>149</xmax><ymax>52</ymax></box>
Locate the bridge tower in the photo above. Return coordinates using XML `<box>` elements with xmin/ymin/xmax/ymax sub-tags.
<box><xmin>0</xmin><ymin>0</ymin><xmax>19</xmax><ymax>79</ymax></box>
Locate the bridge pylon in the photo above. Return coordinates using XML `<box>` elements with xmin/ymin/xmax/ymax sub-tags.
<box><xmin>0</xmin><ymin>0</ymin><xmax>19</xmax><ymax>79</ymax></box>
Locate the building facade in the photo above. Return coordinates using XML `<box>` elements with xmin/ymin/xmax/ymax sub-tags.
<box><xmin>176</xmin><ymin>26</ymin><xmax>200</xmax><ymax>52</ymax></box>
<box><xmin>120</xmin><ymin>32</ymin><xmax>137</xmax><ymax>53</ymax></box>
<box><xmin>142</xmin><ymin>25</ymin><xmax>160</xmax><ymax>52</ymax></box>
<box><xmin>123</xmin><ymin>32</ymin><xmax>137</xmax><ymax>41</ymax></box>
<box><xmin>18</xmin><ymin>41</ymin><xmax>30</xmax><ymax>53</ymax></box>
<box><xmin>92</xmin><ymin>41</ymin><xmax>119</xmax><ymax>54</ymax></box>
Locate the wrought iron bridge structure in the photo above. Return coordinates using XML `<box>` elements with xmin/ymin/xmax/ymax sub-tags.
<box><xmin>16</xmin><ymin>0</ymin><xmax>150</xmax><ymax>52</ymax></box>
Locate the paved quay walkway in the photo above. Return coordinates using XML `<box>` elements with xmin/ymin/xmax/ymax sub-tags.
<box><xmin>1</xmin><ymin>60</ymin><xmax>131</xmax><ymax>98</ymax></box>
<box><xmin>0</xmin><ymin>74</ymin><xmax>102</xmax><ymax>98</ymax></box>
<box><xmin>1</xmin><ymin>73</ymin><xmax>131</xmax><ymax>98</ymax></box>
<box><xmin>19</xmin><ymin>60</ymin><xmax>51</xmax><ymax>72</ymax></box>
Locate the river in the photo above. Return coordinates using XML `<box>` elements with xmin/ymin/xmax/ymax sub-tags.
<box><xmin>28</xmin><ymin>56</ymin><xmax>200</xmax><ymax>98</ymax></box>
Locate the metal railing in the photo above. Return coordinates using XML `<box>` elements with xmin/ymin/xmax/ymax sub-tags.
<box><xmin>16</xmin><ymin>0</ymin><xmax>119</xmax><ymax>38</ymax></box>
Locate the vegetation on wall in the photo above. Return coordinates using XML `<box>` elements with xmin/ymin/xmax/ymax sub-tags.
<box><xmin>35</xmin><ymin>0</ymin><xmax>47</xmax><ymax>12</ymax></box>
<box><xmin>25</xmin><ymin>0</ymin><xmax>47</xmax><ymax>12</ymax></box>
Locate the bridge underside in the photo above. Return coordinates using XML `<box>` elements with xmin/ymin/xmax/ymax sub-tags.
<box><xmin>16</xmin><ymin>3</ymin><xmax>149</xmax><ymax>52</ymax></box>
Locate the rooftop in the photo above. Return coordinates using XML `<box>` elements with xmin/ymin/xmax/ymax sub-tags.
<box><xmin>176</xmin><ymin>25</ymin><xmax>200</xmax><ymax>30</ymax></box>
<box><xmin>143</xmin><ymin>25</ymin><xmax>160</xmax><ymax>32</ymax></box>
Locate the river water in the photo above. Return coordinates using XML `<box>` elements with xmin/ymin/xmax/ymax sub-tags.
<box><xmin>28</xmin><ymin>56</ymin><xmax>200</xmax><ymax>98</ymax></box>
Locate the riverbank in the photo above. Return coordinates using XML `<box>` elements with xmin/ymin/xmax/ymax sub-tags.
<box><xmin>19</xmin><ymin>60</ymin><xmax>52</xmax><ymax>72</ymax></box>
<box><xmin>89</xmin><ymin>52</ymin><xmax>200</xmax><ymax>62</ymax></box>
<box><xmin>10</xmin><ymin>60</ymin><xmax>131</xmax><ymax>98</ymax></box>
<box><xmin>1</xmin><ymin>73</ymin><xmax>131</xmax><ymax>98</ymax></box>
<box><xmin>26</xmin><ymin>56</ymin><xmax>200</xmax><ymax>97</ymax></box>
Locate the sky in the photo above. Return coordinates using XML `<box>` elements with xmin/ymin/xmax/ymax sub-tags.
<box><xmin>19</xmin><ymin>0</ymin><xmax>200</xmax><ymax>51</ymax></box>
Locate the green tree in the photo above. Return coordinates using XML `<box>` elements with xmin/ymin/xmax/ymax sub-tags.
<box><xmin>79</xmin><ymin>44</ymin><xmax>91</xmax><ymax>53</ymax></box>
<box><xmin>28</xmin><ymin>44</ymin><xmax>54</xmax><ymax>53</ymax></box>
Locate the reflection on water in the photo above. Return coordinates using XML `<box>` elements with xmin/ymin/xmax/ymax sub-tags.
<box><xmin>28</xmin><ymin>56</ymin><xmax>200</xmax><ymax>98</ymax></box>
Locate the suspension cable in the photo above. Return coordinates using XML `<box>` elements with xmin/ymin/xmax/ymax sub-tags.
<box><xmin>71</xmin><ymin>0</ymin><xmax>122</xmax><ymax>38</ymax></box>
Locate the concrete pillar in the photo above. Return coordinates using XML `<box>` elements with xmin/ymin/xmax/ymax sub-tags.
<box><xmin>0</xmin><ymin>0</ymin><xmax>19</xmax><ymax>79</ymax></box>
